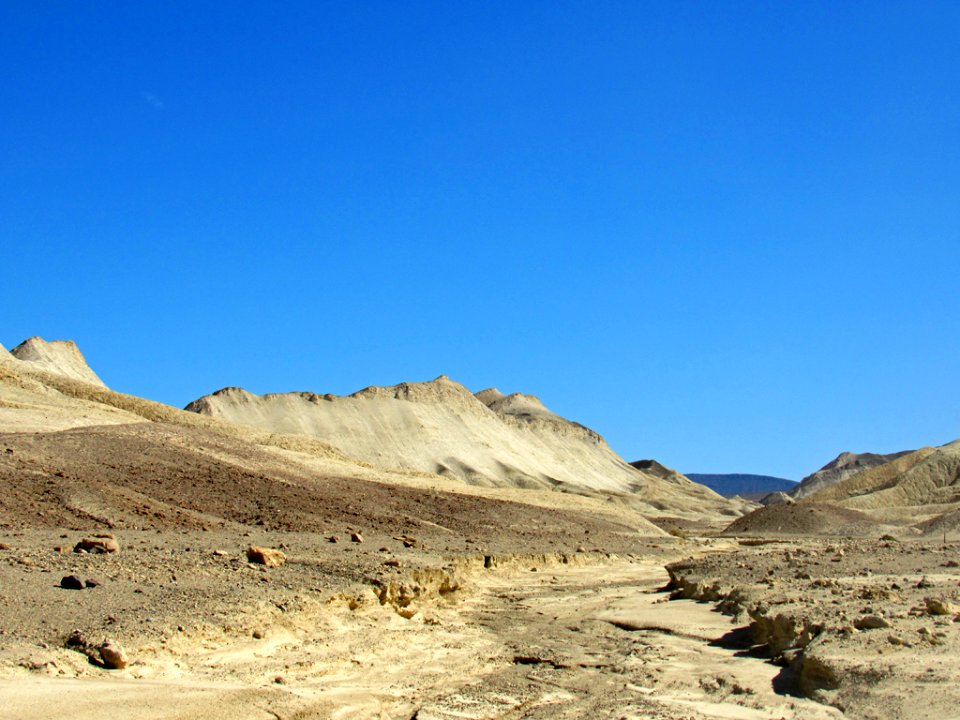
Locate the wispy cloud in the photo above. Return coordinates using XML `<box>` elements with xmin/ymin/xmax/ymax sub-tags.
<box><xmin>141</xmin><ymin>91</ymin><xmax>164</xmax><ymax>110</ymax></box>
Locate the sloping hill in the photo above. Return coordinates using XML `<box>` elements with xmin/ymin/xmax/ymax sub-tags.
<box><xmin>811</xmin><ymin>444</ymin><xmax>960</xmax><ymax>511</ymax></box>
<box><xmin>790</xmin><ymin>450</ymin><xmax>913</xmax><ymax>500</ymax></box>
<box><xmin>727</xmin><ymin>443</ymin><xmax>960</xmax><ymax>536</ymax></box>
<box><xmin>721</xmin><ymin>502</ymin><xmax>882</xmax><ymax>537</ymax></box>
<box><xmin>186</xmin><ymin>379</ymin><xmax>742</xmax><ymax>520</ymax></box>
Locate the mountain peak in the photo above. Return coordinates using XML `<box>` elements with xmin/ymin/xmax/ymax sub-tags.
<box><xmin>8</xmin><ymin>336</ymin><xmax>106</xmax><ymax>387</ymax></box>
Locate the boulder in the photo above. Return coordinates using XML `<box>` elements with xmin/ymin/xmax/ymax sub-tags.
<box><xmin>925</xmin><ymin>597</ymin><xmax>960</xmax><ymax>616</ymax></box>
<box><xmin>74</xmin><ymin>534</ymin><xmax>120</xmax><ymax>554</ymax></box>
<box><xmin>60</xmin><ymin>575</ymin><xmax>85</xmax><ymax>590</ymax></box>
<box><xmin>99</xmin><ymin>639</ymin><xmax>128</xmax><ymax>669</ymax></box>
<box><xmin>854</xmin><ymin>614</ymin><xmax>891</xmax><ymax>630</ymax></box>
<box><xmin>246</xmin><ymin>546</ymin><xmax>286</xmax><ymax>567</ymax></box>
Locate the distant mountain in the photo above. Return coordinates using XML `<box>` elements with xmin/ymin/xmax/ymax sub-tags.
<box><xmin>685</xmin><ymin>473</ymin><xmax>797</xmax><ymax>500</ymax></box>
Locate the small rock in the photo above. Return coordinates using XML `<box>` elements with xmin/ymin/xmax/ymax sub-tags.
<box><xmin>350</xmin><ymin>532</ymin><xmax>364</xmax><ymax>544</ymax></box>
<box><xmin>73</xmin><ymin>534</ymin><xmax>120</xmax><ymax>554</ymax></box>
<box><xmin>328</xmin><ymin>535</ymin><xmax>340</xmax><ymax>543</ymax></box>
<box><xmin>274</xmin><ymin>675</ymin><xmax>287</xmax><ymax>684</ymax></box>
<box><xmin>854</xmin><ymin>615</ymin><xmax>890</xmax><ymax>630</ymax></box>
<box><xmin>252</xmin><ymin>629</ymin><xmax>265</xmax><ymax>639</ymax></box>
<box><xmin>383</xmin><ymin>559</ymin><xmax>401</xmax><ymax>567</ymax></box>
<box><xmin>60</xmin><ymin>575</ymin><xmax>85</xmax><ymax>590</ymax></box>
<box><xmin>99</xmin><ymin>639</ymin><xmax>128</xmax><ymax>669</ymax></box>
<box><xmin>212</xmin><ymin>549</ymin><xmax>228</xmax><ymax>557</ymax></box>
<box><xmin>0</xmin><ymin>543</ymin><xmax>10</xmax><ymax>551</ymax></box>
<box><xmin>84</xmin><ymin>578</ymin><xmax>101</xmax><ymax>588</ymax></box>
<box><xmin>246</xmin><ymin>546</ymin><xmax>286</xmax><ymax>567</ymax></box>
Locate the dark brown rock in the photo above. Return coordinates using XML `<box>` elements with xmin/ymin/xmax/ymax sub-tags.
<box><xmin>60</xmin><ymin>575</ymin><xmax>85</xmax><ymax>590</ymax></box>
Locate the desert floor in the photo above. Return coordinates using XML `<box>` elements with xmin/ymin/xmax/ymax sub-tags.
<box><xmin>2</xmin><ymin>531</ymin><xmax>852</xmax><ymax>720</ymax></box>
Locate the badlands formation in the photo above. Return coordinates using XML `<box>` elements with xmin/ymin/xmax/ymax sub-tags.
<box><xmin>1</xmin><ymin>337</ymin><xmax>960</xmax><ymax>719</ymax></box>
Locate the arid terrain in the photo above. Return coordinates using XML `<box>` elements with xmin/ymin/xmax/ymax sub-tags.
<box><xmin>2</xmin><ymin>337</ymin><xmax>960</xmax><ymax>719</ymax></box>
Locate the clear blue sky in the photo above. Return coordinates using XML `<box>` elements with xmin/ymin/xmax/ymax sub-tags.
<box><xmin>3</xmin><ymin>2</ymin><xmax>958</xmax><ymax>480</ymax></box>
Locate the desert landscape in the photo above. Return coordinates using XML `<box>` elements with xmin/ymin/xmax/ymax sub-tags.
<box><xmin>1</xmin><ymin>337</ymin><xmax>958</xmax><ymax>720</ymax></box>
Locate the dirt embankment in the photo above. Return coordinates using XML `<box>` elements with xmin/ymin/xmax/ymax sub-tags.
<box><xmin>667</xmin><ymin>539</ymin><xmax>960</xmax><ymax>719</ymax></box>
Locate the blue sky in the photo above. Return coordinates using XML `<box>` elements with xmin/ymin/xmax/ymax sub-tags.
<box><xmin>2</xmin><ymin>2</ymin><xmax>958</xmax><ymax>479</ymax></box>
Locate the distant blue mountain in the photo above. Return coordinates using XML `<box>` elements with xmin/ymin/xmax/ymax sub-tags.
<box><xmin>685</xmin><ymin>473</ymin><xmax>797</xmax><ymax>499</ymax></box>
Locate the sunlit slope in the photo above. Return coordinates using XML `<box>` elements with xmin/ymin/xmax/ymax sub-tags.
<box><xmin>811</xmin><ymin>444</ymin><xmax>960</xmax><ymax>511</ymax></box>
<box><xmin>186</xmin><ymin>377</ymin><xmax>740</xmax><ymax>519</ymax></box>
